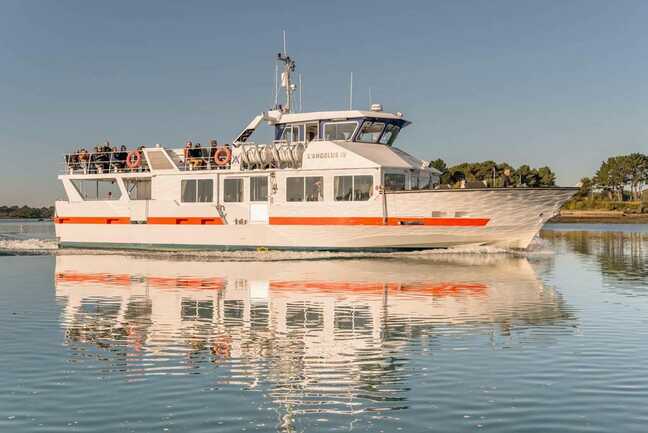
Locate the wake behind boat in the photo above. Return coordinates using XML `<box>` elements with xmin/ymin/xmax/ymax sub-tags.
<box><xmin>54</xmin><ymin>50</ymin><xmax>576</xmax><ymax>252</ymax></box>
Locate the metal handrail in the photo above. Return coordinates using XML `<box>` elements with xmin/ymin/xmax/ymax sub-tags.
<box><xmin>63</xmin><ymin>150</ymin><xmax>150</xmax><ymax>174</ymax></box>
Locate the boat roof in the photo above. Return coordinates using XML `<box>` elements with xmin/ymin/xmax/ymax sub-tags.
<box><xmin>301</xmin><ymin>140</ymin><xmax>439</xmax><ymax>172</ymax></box>
<box><xmin>270</xmin><ymin>110</ymin><xmax>411</xmax><ymax>125</ymax></box>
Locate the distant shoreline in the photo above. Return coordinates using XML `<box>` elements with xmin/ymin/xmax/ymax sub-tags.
<box><xmin>550</xmin><ymin>210</ymin><xmax>648</xmax><ymax>224</ymax></box>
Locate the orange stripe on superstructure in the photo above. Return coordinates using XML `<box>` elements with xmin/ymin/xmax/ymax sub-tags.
<box><xmin>55</xmin><ymin>217</ymin><xmax>130</xmax><ymax>224</ymax></box>
<box><xmin>147</xmin><ymin>217</ymin><xmax>224</xmax><ymax>225</ymax></box>
<box><xmin>269</xmin><ymin>217</ymin><xmax>489</xmax><ymax>227</ymax></box>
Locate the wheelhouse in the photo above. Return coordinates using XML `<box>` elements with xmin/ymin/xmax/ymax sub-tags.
<box><xmin>271</xmin><ymin>110</ymin><xmax>410</xmax><ymax>146</ymax></box>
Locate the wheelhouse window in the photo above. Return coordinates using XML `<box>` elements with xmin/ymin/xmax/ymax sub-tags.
<box><xmin>181</xmin><ymin>179</ymin><xmax>213</xmax><ymax>202</ymax></box>
<box><xmin>286</xmin><ymin>176</ymin><xmax>324</xmax><ymax>202</ymax></box>
<box><xmin>323</xmin><ymin>121</ymin><xmax>357</xmax><ymax>141</ymax></box>
<box><xmin>384</xmin><ymin>173</ymin><xmax>406</xmax><ymax>191</ymax></box>
<box><xmin>281</xmin><ymin>124</ymin><xmax>303</xmax><ymax>143</ymax></box>
<box><xmin>379</xmin><ymin>124</ymin><xmax>401</xmax><ymax>146</ymax></box>
<box><xmin>417</xmin><ymin>171</ymin><xmax>432</xmax><ymax>190</ymax></box>
<box><xmin>250</xmin><ymin>176</ymin><xmax>268</xmax><ymax>202</ymax></box>
<box><xmin>224</xmin><ymin>178</ymin><xmax>243</xmax><ymax>202</ymax></box>
<box><xmin>305</xmin><ymin>123</ymin><xmax>318</xmax><ymax>142</ymax></box>
<box><xmin>357</xmin><ymin>121</ymin><xmax>385</xmax><ymax>143</ymax></box>
<box><xmin>124</xmin><ymin>178</ymin><xmax>151</xmax><ymax>200</ymax></box>
<box><xmin>334</xmin><ymin>175</ymin><xmax>373</xmax><ymax>201</ymax></box>
<box><xmin>71</xmin><ymin>178</ymin><xmax>121</xmax><ymax>201</ymax></box>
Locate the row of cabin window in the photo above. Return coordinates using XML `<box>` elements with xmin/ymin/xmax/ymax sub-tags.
<box><xmin>384</xmin><ymin>173</ymin><xmax>435</xmax><ymax>191</ymax></box>
<box><xmin>180</xmin><ymin>175</ymin><xmax>374</xmax><ymax>203</ymax></box>
<box><xmin>70</xmin><ymin>173</ymin><xmax>431</xmax><ymax>202</ymax></box>
<box><xmin>70</xmin><ymin>178</ymin><xmax>151</xmax><ymax>201</ymax></box>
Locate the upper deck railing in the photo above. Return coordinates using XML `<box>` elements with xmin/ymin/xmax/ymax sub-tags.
<box><xmin>62</xmin><ymin>145</ymin><xmax>233</xmax><ymax>174</ymax></box>
<box><xmin>63</xmin><ymin>149</ymin><xmax>150</xmax><ymax>174</ymax></box>
<box><xmin>62</xmin><ymin>141</ymin><xmax>311</xmax><ymax>174</ymax></box>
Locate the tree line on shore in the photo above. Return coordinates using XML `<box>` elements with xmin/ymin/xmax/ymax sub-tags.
<box><xmin>568</xmin><ymin>153</ymin><xmax>648</xmax><ymax>211</ymax></box>
<box><xmin>0</xmin><ymin>205</ymin><xmax>54</xmax><ymax>219</ymax></box>
<box><xmin>428</xmin><ymin>159</ymin><xmax>556</xmax><ymax>187</ymax></box>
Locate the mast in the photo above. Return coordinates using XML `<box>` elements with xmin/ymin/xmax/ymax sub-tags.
<box><xmin>276</xmin><ymin>32</ymin><xmax>296</xmax><ymax>113</ymax></box>
<box><xmin>277</xmin><ymin>52</ymin><xmax>296</xmax><ymax>112</ymax></box>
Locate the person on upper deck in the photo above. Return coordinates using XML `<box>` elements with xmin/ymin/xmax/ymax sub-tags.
<box><xmin>183</xmin><ymin>141</ymin><xmax>192</xmax><ymax>169</ymax></box>
<box><xmin>502</xmin><ymin>169</ymin><xmax>513</xmax><ymax>188</ymax></box>
<box><xmin>190</xmin><ymin>143</ymin><xmax>204</xmax><ymax>169</ymax></box>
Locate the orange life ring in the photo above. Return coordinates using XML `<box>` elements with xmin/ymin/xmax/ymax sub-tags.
<box><xmin>214</xmin><ymin>147</ymin><xmax>232</xmax><ymax>166</ymax></box>
<box><xmin>126</xmin><ymin>150</ymin><xmax>142</xmax><ymax>169</ymax></box>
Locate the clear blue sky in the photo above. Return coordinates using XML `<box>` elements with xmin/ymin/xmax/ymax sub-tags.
<box><xmin>2</xmin><ymin>0</ymin><xmax>647</xmax><ymax>206</ymax></box>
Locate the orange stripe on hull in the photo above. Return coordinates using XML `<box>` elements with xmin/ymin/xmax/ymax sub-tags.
<box><xmin>55</xmin><ymin>217</ymin><xmax>130</xmax><ymax>224</ymax></box>
<box><xmin>269</xmin><ymin>217</ymin><xmax>489</xmax><ymax>227</ymax></box>
<box><xmin>55</xmin><ymin>216</ymin><xmax>486</xmax><ymax>226</ymax></box>
<box><xmin>147</xmin><ymin>217</ymin><xmax>224</xmax><ymax>225</ymax></box>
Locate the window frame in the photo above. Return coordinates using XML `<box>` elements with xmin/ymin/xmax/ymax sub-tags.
<box><xmin>334</xmin><ymin>175</ymin><xmax>373</xmax><ymax>202</ymax></box>
<box><xmin>70</xmin><ymin>178</ymin><xmax>122</xmax><ymax>201</ymax></box>
<box><xmin>124</xmin><ymin>177</ymin><xmax>152</xmax><ymax>200</ymax></box>
<box><xmin>286</xmin><ymin>176</ymin><xmax>305</xmax><ymax>202</ymax></box>
<box><xmin>223</xmin><ymin>177</ymin><xmax>244</xmax><ymax>203</ymax></box>
<box><xmin>356</xmin><ymin>121</ymin><xmax>386</xmax><ymax>143</ymax></box>
<box><xmin>323</xmin><ymin>121</ymin><xmax>359</xmax><ymax>141</ymax></box>
<box><xmin>379</xmin><ymin>124</ymin><xmax>401</xmax><ymax>146</ymax></box>
<box><xmin>249</xmin><ymin>176</ymin><xmax>268</xmax><ymax>202</ymax></box>
<box><xmin>181</xmin><ymin>179</ymin><xmax>214</xmax><ymax>203</ymax></box>
<box><xmin>384</xmin><ymin>173</ymin><xmax>407</xmax><ymax>192</ymax></box>
<box><xmin>286</xmin><ymin>176</ymin><xmax>324</xmax><ymax>202</ymax></box>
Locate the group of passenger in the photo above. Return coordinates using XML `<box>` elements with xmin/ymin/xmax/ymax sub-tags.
<box><xmin>183</xmin><ymin>139</ymin><xmax>229</xmax><ymax>170</ymax></box>
<box><xmin>66</xmin><ymin>141</ymin><xmax>141</xmax><ymax>173</ymax></box>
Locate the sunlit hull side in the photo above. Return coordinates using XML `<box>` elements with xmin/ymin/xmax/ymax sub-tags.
<box><xmin>55</xmin><ymin>188</ymin><xmax>576</xmax><ymax>251</ymax></box>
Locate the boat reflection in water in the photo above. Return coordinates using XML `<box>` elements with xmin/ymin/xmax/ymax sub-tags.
<box><xmin>55</xmin><ymin>253</ymin><xmax>575</xmax><ymax>420</ymax></box>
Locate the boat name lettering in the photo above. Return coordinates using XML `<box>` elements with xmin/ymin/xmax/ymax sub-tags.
<box><xmin>305</xmin><ymin>152</ymin><xmax>347</xmax><ymax>160</ymax></box>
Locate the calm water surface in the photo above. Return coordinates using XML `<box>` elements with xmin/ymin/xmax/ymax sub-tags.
<box><xmin>1</xmin><ymin>223</ymin><xmax>647</xmax><ymax>432</ymax></box>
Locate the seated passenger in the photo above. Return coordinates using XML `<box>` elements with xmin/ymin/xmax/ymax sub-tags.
<box><xmin>66</xmin><ymin>150</ymin><xmax>79</xmax><ymax>172</ymax></box>
<box><xmin>190</xmin><ymin>143</ymin><xmax>204</xmax><ymax>169</ymax></box>
<box><xmin>94</xmin><ymin>145</ymin><xmax>110</xmax><ymax>173</ymax></box>
<box><xmin>183</xmin><ymin>141</ymin><xmax>193</xmax><ymax>168</ymax></box>
<box><xmin>306</xmin><ymin>179</ymin><xmax>323</xmax><ymax>201</ymax></box>
<box><xmin>114</xmin><ymin>145</ymin><xmax>127</xmax><ymax>170</ymax></box>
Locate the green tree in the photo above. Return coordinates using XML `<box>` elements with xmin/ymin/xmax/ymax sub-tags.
<box><xmin>537</xmin><ymin>166</ymin><xmax>556</xmax><ymax>187</ymax></box>
<box><xmin>428</xmin><ymin>159</ymin><xmax>450</xmax><ymax>183</ymax></box>
<box><xmin>625</xmin><ymin>153</ymin><xmax>648</xmax><ymax>200</ymax></box>
<box><xmin>595</xmin><ymin>156</ymin><xmax>626</xmax><ymax>200</ymax></box>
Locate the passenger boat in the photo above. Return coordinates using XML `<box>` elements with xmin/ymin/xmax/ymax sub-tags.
<box><xmin>55</xmin><ymin>51</ymin><xmax>576</xmax><ymax>251</ymax></box>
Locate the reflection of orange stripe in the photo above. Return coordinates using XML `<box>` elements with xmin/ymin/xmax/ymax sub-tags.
<box><xmin>148</xmin><ymin>276</ymin><xmax>225</xmax><ymax>290</ymax></box>
<box><xmin>55</xmin><ymin>272</ymin><xmax>487</xmax><ymax>297</ymax></box>
<box><xmin>55</xmin><ymin>272</ymin><xmax>132</xmax><ymax>286</ymax></box>
<box><xmin>269</xmin><ymin>217</ymin><xmax>489</xmax><ymax>226</ymax></box>
<box><xmin>147</xmin><ymin>217</ymin><xmax>224</xmax><ymax>225</ymax></box>
<box><xmin>55</xmin><ymin>217</ymin><xmax>130</xmax><ymax>224</ymax></box>
<box><xmin>270</xmin><ymin>281</ymin><xmax>487</xmax><ymax>296</ymax></box>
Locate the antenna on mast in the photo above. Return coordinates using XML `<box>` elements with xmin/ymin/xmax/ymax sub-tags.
<box><xmin>276</xmin><ymin>30</ymin><xmax>296</xmax><ymax>113</ymax></box>
<box><xmin>349</xmin><ymin>72</ymin><xmax>353</xmax><ymax>110</ymax></box>
<box><xmin>273</xmin><ymin>62</ymin><xmax>278</xmax><ymax>107</ymax></box>
<box><xmin>283</xmin><ymin>30</ymin><xmax>287</xmax><ymax>56</ymax></box>
<box><xmin>299</xmin><ymin>73</ymin><xmax>303</xmax><ymax>112</ymax></box>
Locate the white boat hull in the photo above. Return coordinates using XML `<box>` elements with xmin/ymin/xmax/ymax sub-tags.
<box><xmin>55</xmin><ymin>188</ymin><xmax>576</xmax><ymax>251</ymax></box>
